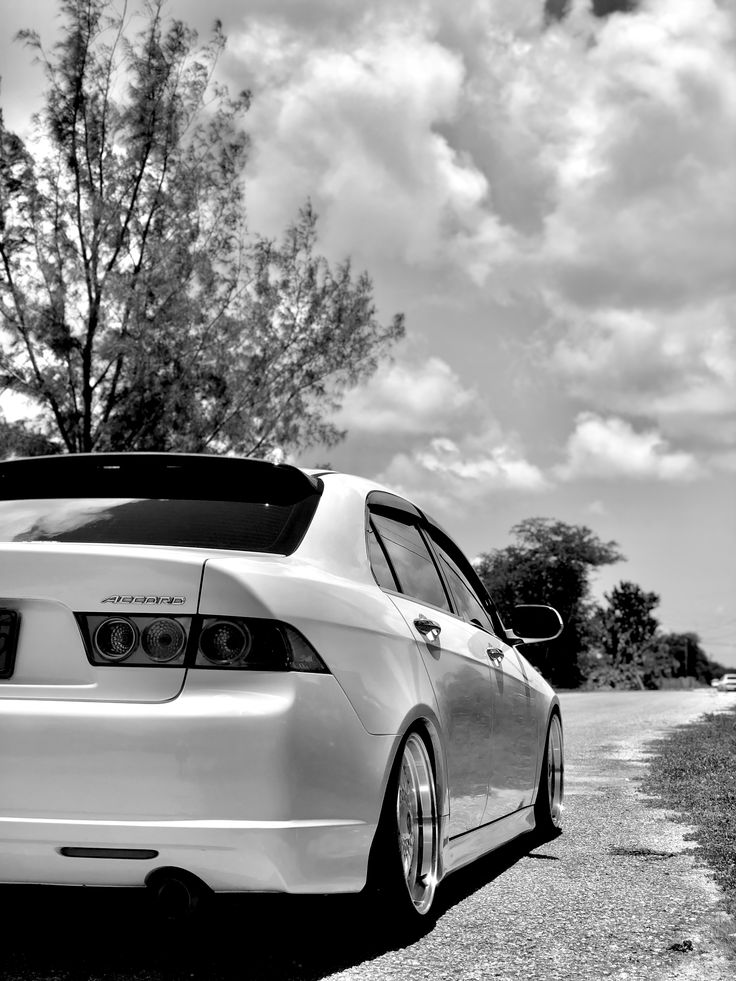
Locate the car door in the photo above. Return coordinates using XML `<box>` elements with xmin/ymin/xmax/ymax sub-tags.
<box><xmin>367</xmin><ymin>498</ymin><xmax>492</xmax><ymax>837</ymax></box>
<box><xmin>421</xmin><ymin>523</ymin><xmax>540</xmax><ymax>824</ymax></box>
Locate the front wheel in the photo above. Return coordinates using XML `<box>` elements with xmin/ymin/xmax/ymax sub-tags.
<box><xmin>535</xmin><ymin>713</ymin><xmax>564</xmax><ymax>836</ymax></box>
<box><xmin>367</xmin><ymin>730</ymin><xmax>440</xmax><ymax>923</ymax></box>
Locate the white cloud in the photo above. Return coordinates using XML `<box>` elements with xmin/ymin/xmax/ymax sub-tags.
<box><xmin>337</xmin><ymin>354</ymin><xmax>548</xmax><ymax>508</ymax></box>
<box><xmin>221</xmin><ymin>0</ymin><xmax>736</xmax><ymax>463</ymax></box>
<box><xmin>235</xmin><ymin>22</ymin><xmax>508</xmax><ymax>267</ymax></box>
<box><xmin>551</xmin><ymin>303</ymin><xmax>736</xmax><ymax>446</ymax></box>
<box><xmin>557</xmin><ymin>412</ymin><xmax>704</xmax><ymax>482</ymax></box>
<box><xmin>337</xmin><ymin>356</ymin><xmax>476</xmax><ymax>435</ymax></box>
<box><xmin>379</xmin><ymin>430</ymin><xmax>549</xmax><ymax>510</ymax></box>
<box><xmin>535</xmin><ymin>8</ymin><xmax>736</xmax><ymax>309</ymax></box>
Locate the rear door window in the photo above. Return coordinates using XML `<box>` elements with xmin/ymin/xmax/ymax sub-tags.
<box><xmin>370</xmin><ymin>512</ymin><xmax>450</xmax><ymax>612</ymax></box>
<box><xmin>367</xmin><ymin>520</ymin><xmax>399</xmax><ymax>590</ymax></box>
<box><xmin>426</xmin><ymin>525</ymin><xmax>505</xmax><ymax>635</ymax></box>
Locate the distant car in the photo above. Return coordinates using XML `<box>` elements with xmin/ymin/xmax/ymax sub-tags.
<box><xmin>716</xmin><ymin>674</ymin><xmax>736</xmax><ymax>692</ymax></box>
<box><xmin>0</xmin><ymin>453</ymin><xmax>564</xmax><ymax>923</ymax></box>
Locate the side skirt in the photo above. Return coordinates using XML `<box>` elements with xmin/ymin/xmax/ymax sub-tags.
<box><xmin>443</xmin><ymin>806</ymin><xmax>535</xmax><ymax>878</ymax></box>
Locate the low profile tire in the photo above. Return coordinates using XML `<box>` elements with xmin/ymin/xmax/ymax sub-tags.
<box><xmin>367</xmin><ymin>730</ymin><xmax>440</xmax><ymax>925</ymax></box>
<box><xmin>535</xmin><ymin>712</ymin><xmax>564</xmax><ymax>837</ymax></box>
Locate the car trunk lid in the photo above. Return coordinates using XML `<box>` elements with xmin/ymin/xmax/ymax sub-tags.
<box><xmin>0</xmin><ymin>542</ymin><xmax>203</xmax><ymax>701</ymax></box>
<box><xmin>0</xmin><ymin>453</ymin><xmax>322</xmax><ymax>702</ymax></box>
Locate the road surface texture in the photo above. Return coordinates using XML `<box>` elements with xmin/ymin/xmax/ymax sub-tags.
<box><xmin>2</xmin><ymin>689</ymin><xmax>736</xmax><ymax>981</ymax></box>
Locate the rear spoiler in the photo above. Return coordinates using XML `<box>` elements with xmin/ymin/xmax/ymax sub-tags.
<box><xmin>0</xmin><ymin>453</ymin><xmax>321</xmax><ymax>506</ymax></box>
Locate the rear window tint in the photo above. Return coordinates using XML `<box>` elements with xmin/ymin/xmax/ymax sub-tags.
<box><xmin>0</xmin><ymin>455</ymin><xmax>321</xmax><ymax>554</ymax></box>
<box><xmin>371</xmin><ymin>513</ymin><xmax>450</xmax><ymax>612</ymax></box>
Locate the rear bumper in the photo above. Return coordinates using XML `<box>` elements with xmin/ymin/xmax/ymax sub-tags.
<box><xmin>0</xmin><ymin>672</ymin><xmax>394</xmax><ymax>893</ymax></box>
<box><xmin>0</xmin><ymin>816</ymin><xmax>374</xmax><ymax>892</ymax></box>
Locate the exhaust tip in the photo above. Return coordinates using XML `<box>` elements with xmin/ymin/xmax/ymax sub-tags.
<box><xmin>145</xmin><ymin>867</ymin><xmax>212</xmax><ymax>920</ymax></box>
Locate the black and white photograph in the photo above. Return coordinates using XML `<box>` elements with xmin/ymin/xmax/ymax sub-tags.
<box><xmin>1</xmin><ymin>1</ymin><xmax>735</xmax><ymax>978</ymax></box>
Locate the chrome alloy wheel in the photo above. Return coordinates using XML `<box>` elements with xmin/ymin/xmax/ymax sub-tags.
<box><xmin>545</xmin><ymin>714</ymin><xmax>564</xmax><ymax>828</ymax></box>
<box><xmin>395</xmin><ymin>732</ymin><xmax>439</xmax><ymax>914</ymax></box>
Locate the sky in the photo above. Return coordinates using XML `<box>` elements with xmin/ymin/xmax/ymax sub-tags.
<box><xmin>1</xmin><ymin>0</ymin><xmax>735</xmax><ymax>666</ymax></box>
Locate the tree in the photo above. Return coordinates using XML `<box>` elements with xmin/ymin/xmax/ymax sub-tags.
<box><xmin>598</xmin><ymin>580</ymin><xmax>660</xmax><ymax>665</ymax></box>
<box><xmin>0</xmin><ymin>0</ymin><xmax>403</xmax><ymax>456</ymax></box>
<box><xmin>0</xmin><ymin>414</ymin><xmax>61</xmax><ymax>457</ymax></box>
<box><xmin>589</xmin><ymin>591</ymin><xmax>725</xmax><ymax>689</ymax></box>
<box><xmin>588</xmin><ymin>582</ymin><xmax>667</xmax><ymax>688</ymax></box>
<box><xmin>659</xmin><ymin>632</ymin><xmax>723</xmax><ymax>686</ymax></box>
<box><xmin>476</xmin><ymin>517</ymin><xmax>623</xmax><ymax>687</ymax></box>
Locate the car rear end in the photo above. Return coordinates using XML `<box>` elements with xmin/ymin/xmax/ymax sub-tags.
<box><xmin>0</xmin><ymin>454</ymin><xmax>389</xmax><ymax>895</ymax></box>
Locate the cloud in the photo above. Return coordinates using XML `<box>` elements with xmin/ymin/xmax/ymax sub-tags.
<box><xmin>336</xmin><ymin>354</ymin><xmax>548</xmax><ymax>508</ymax></box>
<box><xmin>233</xmin><ymin>19</ymin><xmax>510</xmax><ymax>268</ymax></box>
<box><xmin>557</xmin><ymin>412</ymin><xmax>704</xmax><ymax>481</ymax></box>
<box><xmin>534</xmin><ymin>0</ymin><xmax>736</xmax><ymax>309</ymax></box>
<box><xmin>337</xmin><ymin>356</ymin><xmax>477</xmax><ymax>435</ymax></box>
<box><xmin>221</xmin><ymin>0</ymin><xmax>736</xmax><ymax>463</ymax></box>
<box><xmin>379</xmin><ymin>430</ymin><xmax>549</xmax><ymax>510</ymax></box>
<box><xmin>551</xmin><ymin>303</ymin><xmax>736</xmax><ymax>446</ymax></box>
<box><xmin>332</xmin><ymin>352</ymin><xmax>548</xmax><ymax>506</ymax></box>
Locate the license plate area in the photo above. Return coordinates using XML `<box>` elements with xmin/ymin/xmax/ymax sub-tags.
<box><xmin>0</xmin><ymin>609</ymin><xmax>20</xmax><ymax>679</ymax></box>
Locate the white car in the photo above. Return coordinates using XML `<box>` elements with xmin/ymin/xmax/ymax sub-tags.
<box><xmin>0</xmin><ymin>453</ymin><xmax>564</xmax><ymax>923</ymax></box>
<box><xmin>716</xmin><ymin>674</ymin><xmax>736</xmax><ymax>692</ymax></box>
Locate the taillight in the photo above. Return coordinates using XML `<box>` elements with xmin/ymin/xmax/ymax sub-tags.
<box><xmin>194</xmin><ymin>618</ymin><xmax>328</xmax><ymax>673</ymax></box>
<box><xmin>141</xmin><ymin>618</ymin><xmax>187</xmax><ymax>663</ymax></box>
<box><xmin>81</xmin><ymin>614</ymin><xmax>192</xmax><ymax>667</ymax></box>
<box><xmin>94</xmin><ymin>617</ymin><xmax>138</xmax><ymax>662</ymax></box>
<box><xmin>282</xmin><ymin>625</ymin><xmax>328</xmax><ymax>673</ymax></box>
<box><xmin>199</xmin><ymin>620</ymin><xmax>251</xmax><ymax>666</ymax></box>
<box><xmin>77</xmin><ymin>614</ymin><xmax>328</xmax><ymax>673</ymax></box>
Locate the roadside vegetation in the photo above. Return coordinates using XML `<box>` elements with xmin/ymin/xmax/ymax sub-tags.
<box><xmin>476</xmin><ymin>517</ymin><xmax>727</xmax><ymax>690</ymax></box>
<box><xmin>642</xmin><ymin>705</ymin><xmax>736</xmax><ymax>931</ymax></box>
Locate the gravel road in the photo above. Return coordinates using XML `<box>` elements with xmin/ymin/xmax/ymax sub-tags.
<box><xmin>2</xmin><ymin>689</ymin><xmax>736</xmax><ymax>981</ymax></box>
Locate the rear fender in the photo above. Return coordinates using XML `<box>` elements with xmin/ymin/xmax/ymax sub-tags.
<box><xmin>373</xmin><ymin>709</ymin><xmax>449</xmax><ymax>880</ymax></box>
<box><xmin>200</xmin><ymin>558</ymin><xmax>440</xmax><ymax>737</ymax></box>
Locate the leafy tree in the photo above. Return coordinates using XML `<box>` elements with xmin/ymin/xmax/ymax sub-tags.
<box><xmin>659</xmin><ymin>632</ymin><xmax>723</xmax><ymax>686</ymax></box>
<box><xmin>0</xmin><ymin>414</ymin><xmax>61</xmax><ymax>457</ymax></box>
<box><xmin>476</xmin><ymin>517</ymin><xmax>623</xmax><ymax>687</ymax></box>
<box><xmin>0</xmin><ymin>0</ymin><xmax>402</xmax><ymax>456</ymax></box>
<box><xmin>590</xmin><ymin>591</ymin><xmax>724</xmax><ymax>689</ymax></box>
<box><xmin>598</xmin><ymin>580</ymin><xmax>660</xmax><ymax>664</ymax></box>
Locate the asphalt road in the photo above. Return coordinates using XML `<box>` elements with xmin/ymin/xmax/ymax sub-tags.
<box><xmin>2</xmin><ymin>689</ymin><xmax>736</xmax><ymax>981</ymax></box>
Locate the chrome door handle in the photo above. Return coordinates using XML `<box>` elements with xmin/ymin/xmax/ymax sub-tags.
<box><xmin>487</xmin><ymin>646</ymin><xmax>505</xmax><ymax>661</ymax></box>
<box><xmin>414</xmin><ymin>616</ymin><xmax>441</xmax><ymax>643</ymax></box>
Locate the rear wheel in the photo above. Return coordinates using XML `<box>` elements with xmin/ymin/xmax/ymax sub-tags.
<box><xmin>535</xmin><ymin>713</ymin><xmax>564</xmax><ymax>836</ymax></box>
<box><xmin>368</xmin><ymin>730</ymin><xmax>440</xmax><ymax>923</ymax></box>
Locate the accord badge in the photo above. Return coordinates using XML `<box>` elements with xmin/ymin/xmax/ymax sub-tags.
<box><xmin>102</xmin><ymin>595</ymin><xmax>186</xmax><ymax>605</ymax></box>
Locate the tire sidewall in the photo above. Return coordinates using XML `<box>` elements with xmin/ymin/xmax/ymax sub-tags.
<box><xmin>366</xmin><ymin>727</ymin><xmax>439</xmax><ymax>925</ymax></box>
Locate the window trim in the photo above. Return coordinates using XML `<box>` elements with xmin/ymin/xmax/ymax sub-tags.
<box><xmin>366</xmin><ymin>517</ymin><xmax>400</xmax><ymax>592</ymax></box>
<box><xmin>366</xmin><ymin>500</ymin><xmax>453</xmax><ymax>615</ymax></box>
<box><xmin>423</xmin><ymin>521</ymin><xmax>507</xmax><ymax>638</ymax></box>
<box><xmin>365</xmin><ymin>491</ymin><xmax>509</xmax><ymax>639</ymax></box>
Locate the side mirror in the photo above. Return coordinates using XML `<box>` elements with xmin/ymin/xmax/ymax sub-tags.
<box><xmin>508</xmin><ymin>605</ymin><xmax>563</xmax><ymax>644</ymax></box>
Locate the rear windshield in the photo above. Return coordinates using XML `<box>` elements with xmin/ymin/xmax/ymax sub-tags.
<box><xmin>0</xmin><ymin>455</ymin><xmax>321</xmax><ymax>554</ymax></box>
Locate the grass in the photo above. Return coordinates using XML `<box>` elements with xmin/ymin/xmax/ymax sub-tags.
<box><xmin>642</xmin><ymin>705</ymin><xmax>736</xmax><ymax>927</ymax></box>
